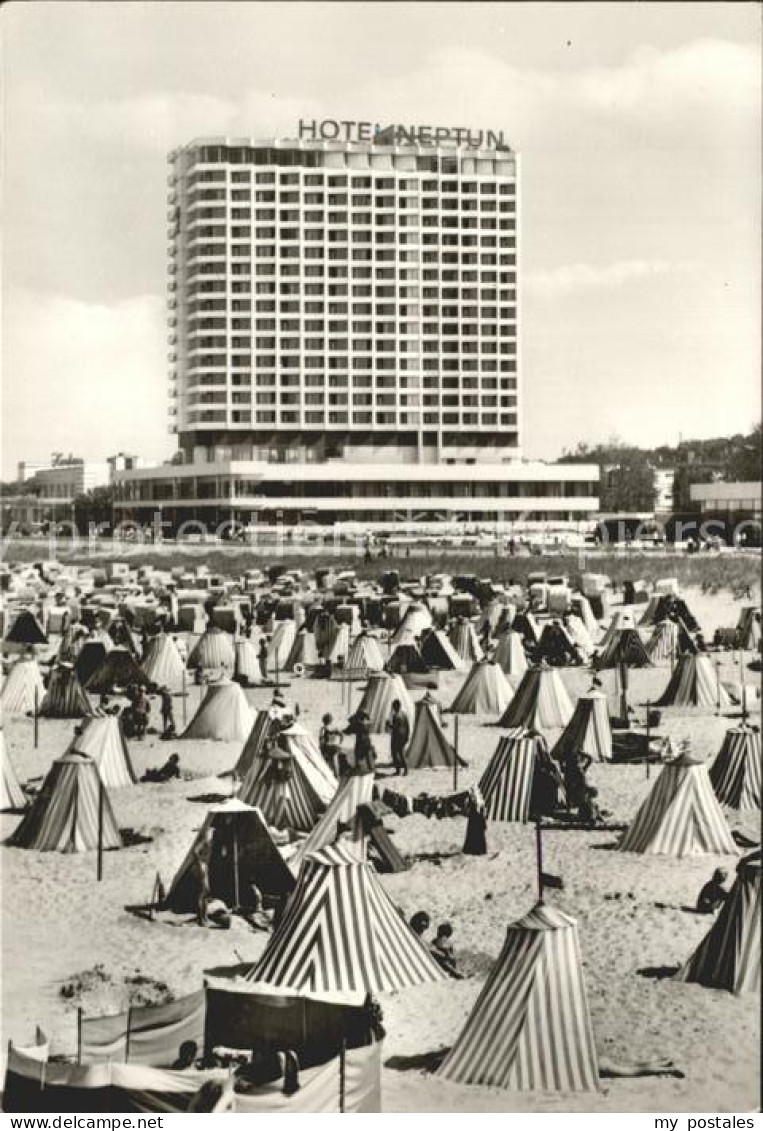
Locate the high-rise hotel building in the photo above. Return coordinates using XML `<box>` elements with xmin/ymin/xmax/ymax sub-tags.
<box><xmin>114</xmin><ymin>124</ymin><xmax>598</xmax><ymax>530</ymax></box>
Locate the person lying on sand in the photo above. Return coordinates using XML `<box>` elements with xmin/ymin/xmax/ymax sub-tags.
<box><xmin>430</xmin><ymin>922</ymin><xmax>463</xmax><ymax>980</ymax></box>
<box><xmin>696</xmin><ymin>868</ymin><xmax>729</xmax><ymax>914</ymax></box>
<box><xmin>599</xmin><ymin>1057</ymin><xmax>684</xmax><ymax>1079</ymax></box>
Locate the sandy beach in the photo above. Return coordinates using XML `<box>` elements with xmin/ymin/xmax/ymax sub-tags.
<box><xmin>1</xmin><ymin>585</ymin><xmax>760</xmax><ymax>1112</ymax></box>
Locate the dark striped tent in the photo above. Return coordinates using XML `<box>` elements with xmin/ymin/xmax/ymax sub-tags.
<box><xmin>38</xmin><ymin>664</ymin><xmax>91</xmax><ymax>719</ymax></box>
<box><xmin>406</xmin><ymin>693</ymin><xmax>457</xmax><ymax>770</ymax></box>
<box><xmin>447</xmin><ymin>619</ymin><xmax>484</xmax><ymax>665</ymax></box>
<box><xmin>675</xmin><ymin>849</ymin><xmax>760</xmax><ymax>994</ymax></box>
<box><xmin>438</xmin><ymin>903</ymin><xmax>599</xmax><ymax>1092</ymax></box>
<box><xmin>594</xmin><ymin>628</ymin><xmax>651</xmax><ymax>670</ymax></box>
<box><xmin>656</xmin><ymin>653</ymin><xmax>730</xmax><ymax>710</ymax></box>
<box><xmin>238</xmin><ymin>749</ymin><xmax>325</xmax><ymax>833</ymax></box>
<box><xmin>552</xmin><ymin>691</ymin><xmax>612</xmax><ymax>763</ymax></box>
<box><xmin>709</xmin><ymin>725</ymin><xmax>761</xmax><ymax>811</ymax></box>
<box><xmin>84</xmin><ymin>648</ymin><xmax>151</xmax><ymax>695</ymax></box>
<box><xmin>450</xmin><ymin>660</ymin><xmax>513</xmax><ymax>716</ymax></box>
<box><xmin>233</xmin><ymin>710</ymin><xmax>275</xmax><ymax>780</ymax></box>
<box><xmin>10</xmin><ymin>751</ymin><xmax>121</xmax><ymax>853</ymax></box>
<box><xmin>619</xmin><ymin>749</ymin><xmax>738</xmax><ymax>857</ymax></box>
<box><xmin>478</xmin><ymin>729</ymin><xmax>542</xmax><ymax>823</ymax></box>
<box><xmin>419</xmin><ymin>628</ymin><xmax>463</xmax><ymax>672</ymax></box>
<box><xmin>356</xmin><ymin>672</ymin><xmax>413</xmax><ymax>733</ymax></box>
<box><xmin>290</xmin><ymin>771</ymin><xmax>375</xmax><ymax>872</ymax></box>
<box><xmin>249</xmin><ymin>842</ymin><xmax>446</xmax><ymax>994</ymax></box>
<box><xmin>498</xmin><ymin>664</ymin><xmax>573</xmax><ymax>731</ymax></box>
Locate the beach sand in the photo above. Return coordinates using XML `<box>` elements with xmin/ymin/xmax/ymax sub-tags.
<box><xmin>1</xmin><ymin>586</ymin><xmax>760</xmax><ymax>1112</ymax></box>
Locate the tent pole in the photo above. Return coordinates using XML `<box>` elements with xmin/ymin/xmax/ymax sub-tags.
<box><xmin>97</xmin><ymin>779</ymin><xmax>104</xmax><ymax>882</ymax></box>
<box><xmin>739</xmin><ymin>651</ymin><xmax>748</xmax><ymax>722</ymax></box>
<box><xmin>339</xmin><ymin>1038</ymin><xmax>347</xmax><ymax>1113</ymax></box>
<box><xmin>33</xmin><ymin>687</ymin><xmax>39</xmax><ymax>749</ymax></box>
<box><xmin>715</xmin><ymin>659</ymin><xmax>722</xmax><ymax>716</ymax></box>
<box><xmin>535</xmin><ymin>820</ymin><xmax>544</xmax><ymax>901</ymax></box>
<box><xmin>77</xmin><ymin>1008</ymin><xmax>83</xmax><ymax>1064</ymax></box>
<box><xmin>453</xmin><ymin>715</ymin><xmax>459</xmax><ymax>792</ymax></box>
<box><xmin>182</xmin><ymin>668</ymin><xmax>187</xmax><ymax>727</ymax></box>
<box><xmin>232</xmin><ymin>822</ymin><xmax>240</xmax><ymax>910</ymax></box>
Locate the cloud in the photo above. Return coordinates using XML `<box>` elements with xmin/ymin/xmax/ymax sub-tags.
<box><xmin>525</xmin><ymin>259</ymin><xmax>698</xmax><ymax>296</ymax></box>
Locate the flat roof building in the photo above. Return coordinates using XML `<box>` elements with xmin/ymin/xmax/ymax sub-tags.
<box><xmin>115</xmin><ymin>124</ymin><xmax>598</xmax><ymax>534</ymax></box>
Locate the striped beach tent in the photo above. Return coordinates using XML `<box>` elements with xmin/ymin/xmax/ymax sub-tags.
<box><xmin>275</xmin><ymin>723</ymin><xmax>337</xmax><ymax>805</ymax></box>
<box><xmin>391</xmin><ymin>602</ymin><xmax>432</xmax><ymax>645</ymax></box>
<box><xmin>343</xmin><ymin>632</ymin><xmax>385</xmax><ymax>677</ymax></box>
<box><xmin>84</xmin><ymin>648</ymin><xmax>150</xmax><ymax>694</ymax></box>
<box><xmin>619</xmin><ymin>748</ymin><xmax>738</xmax><ymax>856</ymax></box>
<box><xmin>645</xmin><ymin>619</ymin><xmax>679</xmax><ymax>663</ymax></box>
<box><xmin>570</xmin><ymin>595</ymin><xmax>600</xmax><ymax>643</ymax></box>
<box><xmin>74</xmin><ymin>635</ymin><xmax>114</xmax><ymax>687</ymax></box>
<box><xmin>0</xmin><ymin>658</ymin><xmax>45</xmax><ymax>715</ymax></box>
<box><xmin>233</xmin><ymin>710</ymin><xmax>275</xmax><ymax>780</ymax></box>
<box><xmin>385</xmin><ymin>640</ymin><xmax>430</xmax><ymax>676</ymax></box>
<box><xmin>69</xmin><ymin>715</ymin><xmax>137</xmax><ymax>789</ymax></box>
<box><xmin>233</xmin><ymin>638</ymin><xmax>261</xmax><ymax>685</ymax></box>
<box><xmin>356</xmin><ymin>672</ymin><xmax>413</xmax><ymax>733</ymax></box>
<box><xmin>285</xmin><ymin>628</ymin><xmax>321</xmax><ymax>673</ymax></box>
<box><xmin>552</xmin><ymin>692</ymin><xmax>612</xmax><ymax>763</ymax></box>
<box><xmin>187</xmin><ymin>627</ymin><xmax>236</xmax><ymax>675</ymax></box>
<box><xmin>406</xmin><ymin>692</ymin><xmax>457</xmax><ymax>770</ymax></box>
<box><xmin>656</xmin><ymin>653</ymin><xmax>730</xmax><ymax>709</ymax></box>
<box><xmin>512</xmin><ymin>611</ymin><xmax>541</xmax><ymax>649</ymax></box>
<box><xmin>492</xmin><ymin>628</ymin><xmax>528</xmax><ymax>682</ymax></box>
<box><xmin>182</xmin><ymin>680</ymin><xmax>254</xmax><ymax>742</ymax></box>
<box><xmin>57</xmin><ymin>625</ymin><xmax>88</xmax><ymax>663</ymax></box>
<box><xmin>238</xmin><ymin>748</ymin><xmax>326</xmax><ymax>833</ymax></box>
<box><xmin>1</xmin><ymin>731</ymin><xmax>25</xmax><ymax>811</ymax></box>
<box><xmin>448</xmin><ymin>619</ymin><xmax>484</xmax><ymax>665</ymax></box>
<box><xmin>450</xmin><ymin>660</ymin><xmax>513</xmax><ymax>716</ymax></box>
<box><xmin>38</xmin><ymin>664</ymin><xmax>91</xmax><ymax>719</ymax></box>
<box><xmin>498</xmin><ymin>665</ymin><xmax>574</xmax><ymax>732</ymax></box>
<box><xmin>735</xmin><ymin>606</ymin><xmax>761</xmax><ymax>651</ymax></box>
<box><xmin>141</xmin><ymin>634</ymin><xmax>186</xmax><ymax>691</ymax></box>
<box><xmin>267</xmin><ymin>620</ymin><xmax>297</xmax><ymax>671</ymax></box>
<box><xmin>324</xmin><ymin>622</ymin><xmax>350</xmax><ymax>665</ymax></box>
<box><xmin>598</xmin><ymin>609</ymin><xmax>636</xmax><ymax>649</ymax></box>
<box><xmin>709</xmin><ymin>725</ymin><xmax>761</xmax><ymax>811</ymax></box>
<box><xmin>249</xmin><ymin>842</ymin><xmax>446</xmax><ymax>994</ymax></box>
<box><xmin>165</xmin><ymin>799</ymin><xmax>295</xmax><ymax>911</ymax></box>
<box><xmin>675</xmin><ymin>850</ymin><xmax>760</xmax><ymax>995</ymax></box>
<box><xmin>10</xmin><ymin>752</ymin><xmax>122</xmax><ymax>853</ymax></box>
<box><xmin>3</xmin><ymin>609</ymin><xmax>48</xmax><ymax>652</ymax></box>
<box><xmin>438</xmin><ymin>902</ymin><xmax>599</xmax><ymax>1093</ymax></box>
<box><xmin>420</xmin><ymin>628</ymin><xmax>464</xmax><ymax>671</ymax></box>
<box><xmin>594</xmin><ymin>628</ymin><xmax>651</xmax><ymax>671</ymax></box>
<box><xmin>290</xmin><ymin>771</ymin><xmax>376</xmax><ymax>871</ymax></box>
<box><xmin>478</xmin><ymin>729</ymin><xmax>544</xmax><ymax>823</ymax></box>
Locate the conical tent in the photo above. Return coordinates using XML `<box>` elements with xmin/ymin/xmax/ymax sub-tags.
<box><xmin>285</xmin><ymin>628</ymin><xmax>321</xmax><ymax>672</ymax></box>
<box><xmin>57</xmin><ymin>625</ymin><xmax>87</xmax><ymax>663</ymax></box>
<box><xmin>438</xmin><ymin>902</ymin><xmax>599</xmax><ymax>1093</ymax></box>
<box><xmin>356</xmin><ymin>672</ymin><xmax>414</xmax><ymax>733</ymax></box>
<box><xmin>498</xmin><ymin>665</ymin><xmax>574</xmax><ymax>731</ymax></box>
<box><xmin>709</xmin><ymin>726</ymin><xmax>761</xmax><ymax>811</ymax></box>
<box><xmin>599</xmin><ymin>609</ymin><xmax>636</xmax><ymax>648</ymax></box>
<box><xmin>535</xmin><ymin>622</ymin><xmax>581</xmax><ymax>667</ymax></box>
<box><xmin>619</xmin><ymin>749</ymin><xmax>738</xmax><ymax>856</ymax></box>
<box><xmin>594</xmin><ymin>628</ymin><xmax>651</xmax><ymax>670</ymax></box>
<box><xmin>238</xmin><ymin>748</ymin><xmax>325</xmax><ymax>833</ymax></box>
<box><xmin>675</xmin><ymin>850</ymin><xmax>760</xmax><ymax>995</ymax></box>
<box><xmin>1</xmin><ymin>732</ymin><xmax>25</xmax><ymax>811</ymax></box>
<box><xmin>735</xmin><ymin>606</ymin><xmax>761</xmax><ymax>651</ymax></box>
<box><xmin>84</xmin><ymin>648</ymin><xmax>150</xmax><ymax>694</ymax></box>
<box><xmin>187</xmin><ymin>626</ymin><xmax>235</xmax><ymax>674</ymax></box>
<box><xmin>493</xmin><ymin>628</ymin><xmax>528</xmax><ymax>681</ymax></box>
<box><xmin>74</xmin><ymin>636</ymin><xmax>113</xmax><ymax>686</ymax></box>
<box><xmin>564</xmin><ymin>615</ymin><xmax>595</xmax><ymax>662</ymax></box>
<box><xmin>450</xmin><ymin>660</ymin><xmax>513</xmax><ymax>716</ymax></box>
<box><xmin>70</xmin><ymin>715</ymin><xmax>137</xmax><ymax>789</ymax></box>
<box><xmin>249</xmin><ymin>842</ymin><xmax>446</xmax><ymax>994</ymax></box>
<box><xmin>406</xmin><ymin>693</ymin><xmax>457</xmax><ymax>770</ymax></box>
<box><xmin>233</xmin><ymin>638</ymin><xmax>261</xmax><ymax>685</ymax></box>
<box><xmin>552</xmin><ymin>692</ymin><xmax>612</xmax><ymax>763</ymax></box>
<box><xmin>233</xmin><ymin>710</ymin><xmax>275</xmax><ymax>780</ymax></box>
<box><xmin>324</xmin><ymin>622</ymin><xmax>350</xmax><ymax>665</ymax></box>
<box><xmin>290</xmin><ymin>771</ymin><xmax>376</xmax><ymax>872</ymax></box>
<box><xmin>656</xmin><ymin>653</ymin><xmax>730</xmax><ymax>709</ymax></box>
<box><xmin>344</xmin><ymin>632</ymin><xmax>385</xmax><ymax>677</ymax></box>
<box><xmin>512</xmin><ymin>612</ymin><xmax>541</xmax><ymax>648</ymax></box>
<box><xmin>391</xmin><ymin>602</ymin><xmax>432</xmax><ymax>645</ymax></box>
<box><xmin>420</xmin><ymin>628</ymin><xmax>464</xmax><ymax>671</ymax></box>
<box><xmin>3</xmin><ymin>609</ymin><xmax>48</xmax><ymax>650</ymax></box>
<box><xmin>645</xmin><ymin>620</ymin><xmax>679</xmax><ymax>662</ymax></box>
<box><xmin>141</xmin><ymin>634</ymin><xmax>186</xmax><ymax>691</ymax></box>
<box><xmin>10</xmin><ymin>751</ymin><xmax>122</xmax><ymax>853</ymax></box>
<box><xmin>570</xmin><ymin>596</ymin><xmax>600</xmax><ymax>643</ymax></box>
<box><xmin>181</xmin><ymin>680</ymin><xmax>254</xmax><ymax>741</ymax></box>
<box><xmin>448</xmin><ymin>619</ymin><xmax>484</xmax><ymax>664</ymax></box>
<box><xmin>479</xmin><ymin>730</ymin><xmax>545</xmax><ymax>823</ymax></box>
<box><xmin>385</xmin><ymin>641</ymin><xmax>430</xmax><ymax>675</ymax></box>
<box><xmin>274</xmin><ymin>723</ymin><xmax>337</xmax><ymax>805</ymax></box>
<box><xmin>267</xmin><ymin>620</ymin><xmax>297</xmax><ymax>670</ymax></box>
<box><xmin>165</xmin><ymin>800</ymin><xmax>295</xmax><ymax>911</ymax></box>
<box><xmin>0</xmin><ymin>659</ymin><xmax>45</xmax><ymax>715</ymax></box>
<box><xmin>38</xmin><ymin>664</ymin><xmax>91</xmax><ymax>719</ymax></box>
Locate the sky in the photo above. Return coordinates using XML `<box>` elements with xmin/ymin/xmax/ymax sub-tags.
<box><xmin>2</xmin><ymin>1</ymin><xmax>760</xmax><ymax>476</ymax></box>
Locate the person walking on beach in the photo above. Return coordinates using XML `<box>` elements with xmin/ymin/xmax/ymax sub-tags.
<box><xmin>386</xmin><ymin>699</ymin><xmax>410</xmax><ymax>776</ymax></box>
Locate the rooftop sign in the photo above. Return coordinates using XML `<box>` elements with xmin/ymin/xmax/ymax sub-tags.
<box><xmin>298</xmin><ymin>119</ymin><xmax>509</xmax><ymax>149</ymax></box>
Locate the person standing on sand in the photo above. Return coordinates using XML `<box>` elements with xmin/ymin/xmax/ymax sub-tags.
<box><xmin>192</xmin><ymin>828</ymin><xmax>213</xmax><ymax>926</ymax></box>
<box><xmin>386</xmin><ymin>699</ymin><xmax>410</xmax><ymax>776</ymax></box>
<box><xmin>258</xmin><ymin>638</ymin><xmax>269</xmax><ymax>682</ymax></box>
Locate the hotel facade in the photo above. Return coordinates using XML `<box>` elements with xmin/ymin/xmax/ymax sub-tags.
<box><xmin>114</xmin><ymin>124</ymin><xmax>599</xmax><ymax>532</ymax></box>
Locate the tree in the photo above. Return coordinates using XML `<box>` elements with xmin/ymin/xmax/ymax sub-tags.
<box><xmin>73</xmin><ymin>485</ymin><xmax>115</xmax><ymax>530</ymax></box>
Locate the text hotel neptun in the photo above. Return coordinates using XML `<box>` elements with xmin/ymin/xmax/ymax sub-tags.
<box><xmin>297</xmin><ymin>119</ymin><xmax>510</xmax><ymax>148</ymax></box>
